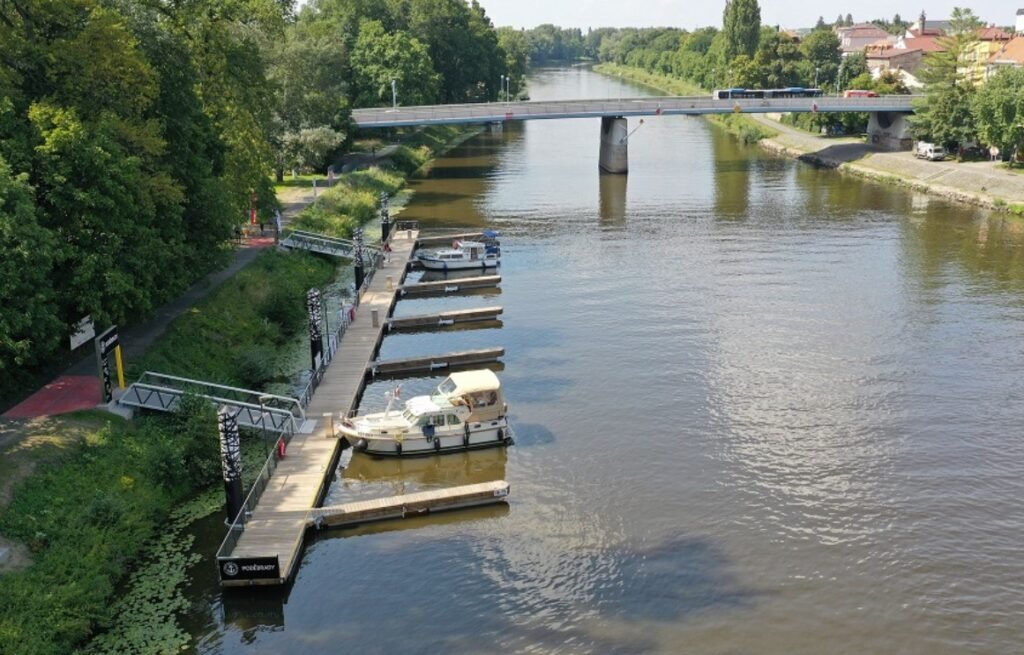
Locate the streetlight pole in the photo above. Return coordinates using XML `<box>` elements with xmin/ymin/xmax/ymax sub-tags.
<box><xmin>391</xmin><ymin>79</ymin><xmax>397</xmax><ymax>109</ymax></box>
<box><xmin>258</xmin><ymin>394</ymin><xmax>273</xmax><ymax>457</ymax></box>
<box><xmin>814</xmin><ymin>66</ymin><xmax>819</xmax><ymax>88</ymax></box>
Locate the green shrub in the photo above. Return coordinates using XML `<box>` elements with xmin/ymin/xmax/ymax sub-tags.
<box><xmin>233</xmin><ymin>347</ymin><xmax>277</xmax><ymax>388</ymax></box>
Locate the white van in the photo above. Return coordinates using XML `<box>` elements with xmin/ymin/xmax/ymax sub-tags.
<box><xmin>915</xmin><ymin>142</ymin><xmax>946</xmax><ymax>161</ymax></box>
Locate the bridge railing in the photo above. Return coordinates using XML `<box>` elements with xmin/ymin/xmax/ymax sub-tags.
<box><xmin>352</xmin><ymin>95</ymin><xmax>922</xmax><ymax>127</ymax></box>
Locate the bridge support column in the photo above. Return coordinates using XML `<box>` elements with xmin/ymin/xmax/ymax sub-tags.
<box><xmin>599</xmin><ymin>116</ymin><xmax>629</xmax><ymax>174</ymax></box>
<box><xmin>867</xmin><ymin>112</ymin><xmax>913</xmax><ymax>151</ymax></box>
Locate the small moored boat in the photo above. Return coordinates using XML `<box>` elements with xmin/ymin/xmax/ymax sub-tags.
<box><xmin>416</xmin><ymin>230</ymin><xmax>500</xmax><ymax>271</ymax></box>
<box><xmin>339</xmin><ymin>370</ymin><xmax>512</xmax><ymax>457</ymax></box>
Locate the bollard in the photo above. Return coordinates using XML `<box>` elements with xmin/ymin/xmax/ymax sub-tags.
<box><xmin>406</xmin><ymin>229</ymin><xmax>412</xmax><ymax>240</ymax></box>
<box><xmin>386</xmin><ymin>276</ymin><xmax>393</xmax><ymax>291</ymax></box>
<box><xmin>371</xmin><ymin>309</ymin><xmax>379</xmax><ymax>327</ymax></box>
<box><xmin>323</xmin><ymin>412</ymin><xmax>335</xmax><ymax>438</ymax></box>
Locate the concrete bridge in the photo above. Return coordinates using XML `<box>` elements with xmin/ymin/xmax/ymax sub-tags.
<box><xmin>352</xmin><ymin>95</ymin><xmax>919</xmax><ymax>173</ymax></box>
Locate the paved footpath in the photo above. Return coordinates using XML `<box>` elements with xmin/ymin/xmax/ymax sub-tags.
<box><xmin>750</xmin><ymin>114</ymin><xmax>1024</xmax><ymax>207</ymax></box>
<box><xmin>3</xmin><ymin>190</ymin><xmax>316</xmax><ymax>419</ymax></box>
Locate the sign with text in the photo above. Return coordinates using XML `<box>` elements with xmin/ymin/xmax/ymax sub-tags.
<box><xmin>219</xmin><ymin>556</ymin><xmax>281</xmax><ymax>582</ymax></box>
<box><xmin>70</xmin><ymin>316</ymin><xmax>95</xmax><ymax>350</ymax></box>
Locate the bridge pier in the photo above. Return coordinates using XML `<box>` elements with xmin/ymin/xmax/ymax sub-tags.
<box><xmin>867</xmin><ymin>112</ymin><xmax>913</xmax><ymax>151</ymax></box>
<box><xmin>599</xmin><ymin>116</ymin><xmax>629</xmax><ymax>174</ymax></box>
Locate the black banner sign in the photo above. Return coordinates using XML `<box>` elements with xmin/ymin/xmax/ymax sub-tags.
<box><xmin>95</xmin><ymin>326</ymin><xmax>119</xmax><ymax>403</ymax></box>
<box><xmin>307</xmin><ymin>288</ymin><xmax>324</xmax><ymax>371</ymax></box>
<box><xmin>219</xmin><ymin>556</ymin><xmax>280</xmax><ymax>581</ymax></box>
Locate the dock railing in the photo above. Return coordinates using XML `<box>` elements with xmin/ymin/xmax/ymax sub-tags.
<box><xmin>215</xmin><ymin>417</ymin><xmax>299</xmax><ymax>563</ymax></box>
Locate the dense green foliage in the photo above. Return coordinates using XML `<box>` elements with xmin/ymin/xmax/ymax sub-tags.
<box><xmin>0</xmin><ymin>0</ymin><xmax>517</xmax><ymax>400</ymax></box>
<box><xmin>133</xmin><ymin>250</ymin><xmax>337</xmax><ymax>388</ymax></box>
<box><xmin>910</xmin><ymin>8</ymin><xmax>984</xmax><ymax>151</ymax></box>
<box><xmin>0</xmin><ymin>404</ymin><xmax>216</xmax><ymax>655</ymax></box>
<box><xmin>0</xmin><ymin>0</ymin><xmax>287</xmax><ymax>399</ymax></box>
<box><xmin>973</xmin><ymin>68</ymin><xmax>1024</xmax><ymax>162</ymax></box>
<box><xmin>721</xmin><ymin>0</ymin><xmax>761</xmax><ymax>64</ymax></box>
<box><xmin>291</xmin><ymin>125</ymin><xmax>472</xmax><ymax>238</ymax></box>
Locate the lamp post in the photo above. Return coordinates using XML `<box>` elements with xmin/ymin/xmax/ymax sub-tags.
<box><xmin>505</xmin><ymin>74</ymin><xmax>511</xmax><ymax>102</ymax></box>
<box><xmin>391</xmin><ymin>79</ymin><xmax>397</xmax><ymax>109</ymax></box>
<box><xmin>499</xmin><ymin>74</ymin><xmax>505</xmax><ymax>102</ymax></box>
<box><xmin>814</xmin><ymin>66</ymin><xmax>819</xmax><ymax>88</ymax></box>
<box><xmin>258</xmin><ymin>394</ymin><xmax>273</xmax><ymax>457</ymax></box>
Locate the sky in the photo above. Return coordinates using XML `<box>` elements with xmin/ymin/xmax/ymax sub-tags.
<box><xmin>478</xmin><ymin>0</ymin><xmax>1018</xmax><ymax>31</ymax></box>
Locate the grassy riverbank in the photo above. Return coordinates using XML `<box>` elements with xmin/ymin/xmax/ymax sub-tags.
<box><xmin>0</xmin><ymin>250</ymin><xmax>336</xmax><ymax>655</ymax></box>
<box><xmin>291</xmin><ymin>124</ymin><xmax>481</xmax><ymax>238</ymax></box>
<box><xmin>0</xmin><ymin>404</ymin><xmax>214</xmax><ymax>655</ymax></box>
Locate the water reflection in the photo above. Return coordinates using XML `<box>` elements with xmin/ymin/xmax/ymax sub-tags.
<box><xmin>336</xmin><ymin>447</ymin><xmax>509</xmax><ymax>501</ymax></box>
<box><xmin>599</xmin><ymin>173</ymin><xmax>627</xmax><ymax>228</ymax></box>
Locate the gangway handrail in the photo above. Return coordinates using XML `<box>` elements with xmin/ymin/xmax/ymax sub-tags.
<box><xmin>122</xmin><ymin>382</ymin><xmax>302</xmax><ymax>433</ymax></box>
<box><xmin>285</xmin><ymin>229</ymin><xmax>382</xmax><ymax>250</ymax></box>
<box><xmin>135</xmin><ymin>371</ymin><xmax>305</xmax><ymax>419</ymax></box>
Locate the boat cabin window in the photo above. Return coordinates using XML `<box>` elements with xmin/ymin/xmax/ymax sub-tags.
<box><xmin>418</xmin><ymin>414</ymin><xmax>445</xmax><ymax>427</ymax></box>
<box><xmin>402</xmin><ymin>408</ymin><xmax>418</xmax><ymax>422</ymax></box>
<box><xmin>469</xmin><ymin>391</ymin><xmax>498</xmax><ymax>407</ymax></box>
<box><xmin>446</xmin><ymin>414</ymin><xmax>461</xmax><ymax>425</ymax></box>
<box><xmin>437</xmin><ymin>379</ymin><xmax>457</xmax><ymax>395</ymax></box>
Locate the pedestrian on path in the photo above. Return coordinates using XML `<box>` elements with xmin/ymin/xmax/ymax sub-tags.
<box><xmin>383</xmin><ymin>242</ymin><xmax>392</xmax><ymax>263</ymax></box>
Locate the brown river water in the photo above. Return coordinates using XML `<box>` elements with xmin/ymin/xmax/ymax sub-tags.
<box><xmin>183</xmin><ymin>67</ymin><xmax>1024</xmax><ymax>654</ymax></box>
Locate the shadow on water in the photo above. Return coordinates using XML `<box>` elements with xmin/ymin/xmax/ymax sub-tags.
<box><xmin>504</xmin><ymin>420</ymin><xmax>557</xmax><ymax>446</ymax></box>
<box><xmin>593</xmin><ymin>535</ymin><xmax>756</xmax><ymax>622</ymax></box>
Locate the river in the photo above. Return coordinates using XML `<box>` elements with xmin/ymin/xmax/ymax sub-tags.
<box><xmin>184</xmin><ymin>66</ymin><xmax>1024</xmax><ymax>654</ymax></box>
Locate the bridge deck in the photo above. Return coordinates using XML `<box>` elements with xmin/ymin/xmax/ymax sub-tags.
<box><xmin>352</xmin><ymin>95</ymin><xmax>920</xmax><ymax>128</ymax></box>
<box><xmin>224</xmin><ymin>229</ymin><xmax>418</xmax><ymax>585</ymax></box>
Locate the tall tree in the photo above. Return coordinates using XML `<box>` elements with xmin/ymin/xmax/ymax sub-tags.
<box><xmin>721</xmin><ymin>0</ymin><xmax>761</xmax><ymax>63</ymax></box>
<box><xmin>911</xmin><ymin>7</ymin><xmax>983</xmax><ymax>150</ymax></box>
<box><xmin>973</xmin><ymin>68</ymin><xmax>1024</xmax><ymax>162</ymax></box>
<box><xmin>351</xmin><ymin>20</ymin><xmax>440</xmax><ymax>107</ymax></box>
<box><xmin>800</xmin><ymin>29</ymin><xmax>841</xmax><ymax>88</ymax></box>
<box><xmin>0</xmin><ymin>155</ymin><xmax>60</xmax><ymax>376</ymax></box>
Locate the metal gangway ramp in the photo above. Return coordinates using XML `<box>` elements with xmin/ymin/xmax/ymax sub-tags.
<box><xmin>279</xmin><ymin>229</ymin><xmax>380</xmax><ymax>263</ymax></box>
<box><xmin>119</xmin><ymin>371</ymin><xmax>306</xmax><ymax>434</ymax></box>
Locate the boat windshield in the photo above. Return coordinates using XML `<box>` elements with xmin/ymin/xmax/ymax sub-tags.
<box><xmin>401</xmin><ymin>408</ymin><xmax>418</xmax><ymax>423</ymax></box>
<box><xmin>436</xmin><ymin>378</ymin><xmax>457</xmax><ymax>396</ymax></box>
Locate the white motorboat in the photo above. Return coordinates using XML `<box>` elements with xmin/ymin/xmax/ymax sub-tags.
<box><xmin>338</xmin><ymin>370</ymin><xmax>513</xmax><ymax>457</ymax></box>
<box><xmin>416</xmin><ymin>231</ymin><xmax>500</xmax><ymax>271</ymax></box>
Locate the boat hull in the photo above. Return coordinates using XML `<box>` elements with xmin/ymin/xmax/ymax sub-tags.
<box><xmin>418</xmin><ymin>257</ymin><xmax>499</xmax><ymax>271</ymax></box>
<box><xmin>346</xmin><ymin>420</ymin><xmax>513</xmax><ymax>458</ymax></box>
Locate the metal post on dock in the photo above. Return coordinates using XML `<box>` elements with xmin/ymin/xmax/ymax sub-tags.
<box><xmin>218</xmin><ymin>407</ymin><xmax>244</xmax><ymax>525</ymax></box>
<box><xmin>307</xmin><ymin>288</ymin><xmax>324</xmax><ymax>372</ymax></box>
<box><xmin>380</xmin><ymin>193</ymin><xmax>391</xmax><ymax>242</ymax></box>
<box><xmin>353</xmin><ymin>228</ymin><xmax>366</xmax><ymax>291</ymax></box>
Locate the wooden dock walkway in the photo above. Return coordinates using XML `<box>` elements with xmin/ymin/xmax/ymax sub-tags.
<box><xmin>311</xmin><ymin>480</ymin><xmax>510</xmax><ymax>528</ymax></box>
<box><xmin>221</xmin><ymin>230</ymin><xmax>420</xmax><ymax>587</ymax></box>
<box><xmin>387</xmin><ymin>306</ymin><xmax>503</xmax><ymax>331</ymax></box>
<box><xmin>399</xmin><ymin>274</ymin><xmax>501</xmax><ymax>296</ymax></box>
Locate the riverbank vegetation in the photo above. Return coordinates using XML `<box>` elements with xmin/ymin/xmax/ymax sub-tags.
<box><xmin>291</xmin><ymin>125</ymin><xmax>477</xmax><ymax>239</ymax></box>
<box><xmin>0</xmin><ymin>0</ymin><xmax>524</xmax><ymax>405</ymax></box>
<box><xmin>132</xmin><ymin>251</ymin><xmax>337</xmax><ymax>389</ymax></box>
<box><xmin>0</xmin><ymin>404</ymin><xmax>215</xmax><ymax>655</ymax></box>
